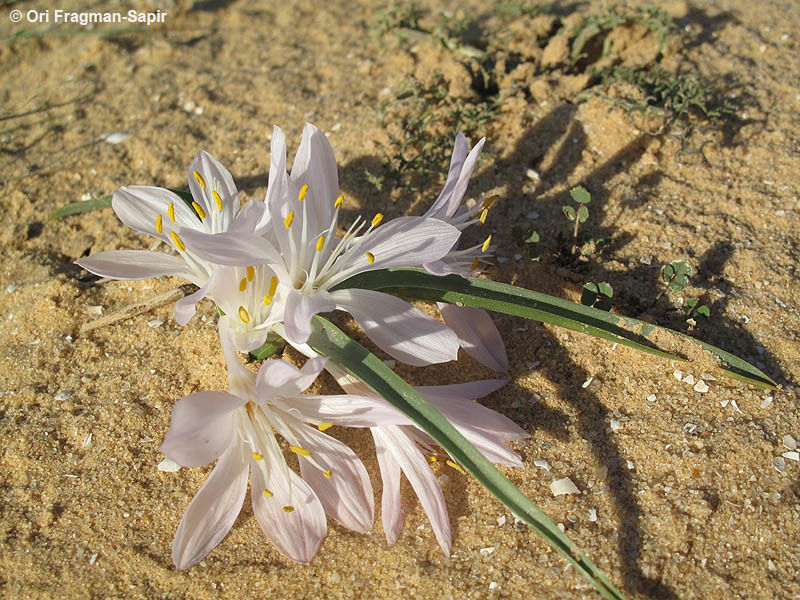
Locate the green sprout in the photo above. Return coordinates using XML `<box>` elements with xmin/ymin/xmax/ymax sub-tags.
<box><xmin>563</xmin><ymin>185</ymin><xmax>591</xmax><ymax>255</ymax></box>
<box><xmin>512</xmin><ymin>226</ymin><xmax>542</xmax><ymax>261</ymax></box>
<box><xmin>581</xmin><ymin>282</ymin><xmax>613</xmax><ymax>311</ymax></box>
<box><xmin>654</xmin><ymin>260</ymin><xmax>692</xmax><ymax>305</ymax></box>
<box><xmin>681</xmin><ymin>297</ymin><xmax>710</xmax><ymax>320</ymax></box>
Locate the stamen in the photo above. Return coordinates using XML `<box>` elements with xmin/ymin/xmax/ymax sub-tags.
<box><xmin>284</xmin><ymin>211</ymin><xmax>295</xmax><ymax>229</ymax></box>
<box><xmin>263</xmin><ymin>489</ymin><xmax>273</xmax><ymax>498</ymax></box>
<box><xmin>482</xmin><ymin>196</ymin><xmax>498</xmax><ymax>210</ymax></box>
<box><xmin>168</xmin><ymin>202</ymin><xmax>175</xmax><ymax>223</ymax></box>
<box><xmin>322</xmin><ymin>469</ymin><xmax>332</xmax><ymax>479</ymax></box>
<box><xmin>316</xmin><ymin>235</ymin><xmax>325</xmax><ymax>252</ymax></box>
<box><xmin>282</xmin><ymin>506</ymin><xmax>295</xmax><ymax>513</ymax></box>
<box><xmin>334</xmin><ymin>194</ymin><xmax>344</xmax><ymax>209</ymax></box>
<box><xmin>239</xmin><ymin>277</ymin><xmax>248</xmax><ymax>292</ymax></box>
<box><xmin>446</xmin><ymin>459</ymin><xmax>467</xmax><ymax>475</ymax></box>
<box><xmin>263</xmin><ymin>295</ymin><xmax>273</xmax><ymax>306</ymax></box>
<box><xmin>478</xmin><ymin>208</ymin><xmax>488</xmax><ymax>225</ymax></box>
<box><xmin>471</xmin><ymin>257</ymin><xmax>480</xmax><ymax>271</ymax></box>
<box><xmin>289</xmin><ymin>445</ymin><xmax>311</xmax><ymax>457</ymax></box>
<box><xmin>238</xmin><ymin>305</ymin><xmax>250</xmax><ymax>324</ymax></box>
<box><xmin>371</xmin><ymin>213</ymin><xmax>383</xmax><ymax>228</ymax></box>
<box><xmin>193</xmin><ymin>170</ymin><xmax>206</xmax><ymax>190</ymax></box>
<box><xmin>298</xmin><ymin>184</ymin><xmax>309</xmax><ymax>202</ymax></box>
<box><xmin>246</xmin><ymin>265</ymin><xmax>255</xmax><ymax>282</ymax></box>
<box><xmin>317</xmin><ymin>422</ymin><xmax>334</xmax><ymax>431</ymax></box>
<box><xmin>268</xmin><ymin>276</ymin><xmax>278</xmax><ymax>297</ymax></box>
<box><xmin>481</xmin><ymin>235</ymin><xmax>492</xmax><ymax>253</ymax></box>
<box><xmin>212</xmin><ymin>190</ymin><xmax>223</xmax><ymax>211</ymax></box>
<box><xmin>427</xmin><ymin>456</ymin><xmax>438</xmax><ymax>463</ymax></box>
<box><xmin>155</xmin><ymin>214</ymin><xmax>163</xmax><ymax>234</ymax></box>
<box><xmin>365</xmin><ymin>252</ymin><xmax>375</xmax><ymax>264</ymax></box>
<box><xmin>252</xmin><ymin>452</ymin><xmax>264</xmax><ymax>461</ymax></box>
<box><xmin>192</xmin><ymin>201</ymin><xmax>206</xmax><ymax>220</ymax></box>
<box><xmin>171</xmin><ymin>232</ymin><xmax>186</xmax><ymax>252</ymax></box>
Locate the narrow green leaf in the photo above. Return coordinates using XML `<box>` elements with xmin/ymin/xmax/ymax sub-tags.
<box><xmin>307</xmin><ymin>316</ymin><xmax>626</xmax><ymax>600</ymax></box>
<box><xmin>249</xmin><ymin>332</ymin><xmax>286</xmax><ymax>360</ymax></box>
<box><xmin>333</xmin><ymin>269</ymin><xmax>776</xmax><ymax>390</ymax></box>
<box><xmin>49</xmin><ymin>194</ymin><xmax>112</xmax><ymax>220</ymax></box>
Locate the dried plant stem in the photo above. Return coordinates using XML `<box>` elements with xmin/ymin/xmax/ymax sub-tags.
<box><xmin>79</xmin><ymin>284</ymin><xmax>196</xmax><ymax>334</ymax></box>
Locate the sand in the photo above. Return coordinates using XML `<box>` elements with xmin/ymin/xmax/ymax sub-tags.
<box><xmin>1</xmin><ymin>0</ymin><xmax>798</xmax><ymax>598</ymax></box>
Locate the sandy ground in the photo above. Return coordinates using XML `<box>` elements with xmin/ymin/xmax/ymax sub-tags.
<box><xmin>1</xmin><ymin>0</ymin><xmax>799</xmax><ymax>598</ymax></box>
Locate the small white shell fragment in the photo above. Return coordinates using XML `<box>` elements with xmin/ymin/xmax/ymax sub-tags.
<box><xmin>496</xmin><ymin>515</ymin><xmax>506</xmax><ymax>526</ymax></box>
<box><xmin>582</xmin><ymin>377</ymin><xmax>593</xmax><ymax>389</ymax></box>
<box><xmin>626</xmin><ymin>460</ymin><xmax>635</xmax><ymax>470</ymax></box>
<box><xmin>533</xmin><ymin>459</ymin><xmax>551</xmax><ymax>471</ymax></box>
<box><xmin>772</xmin><ymin>457</ymin><xmax>786</xmax><ymax>473</ymax></box>
<box><xmin>783</xmin><ymin>435</ymin><xmax>797</xmax><ymax>451</ymax></box>
<box><xmin>721</xmin><ymin>399</ymin><xmax>730</xmax><ymax>407</ymax></box>
<box><xmin>82</xmin><ymin>433</ymin><xmax>92</xmax><ymax>448</ymax></box>
<box><xmin>525</xmin><ymin>168</ymin><xmax>540</xmax><ymax>180</ymax></box>
<box><xmin>693</xmin><ymin>380</ymin><xmax>709</xmax><ymax>393</ymax></box>
<box><xmin>6</xmin><ymin>284</ymin><xmax>18</xmax><ymax>293</ymax></box>
<box><xmin>480</xmin><ymin>546</ymin><xmax>495</xmax><ymax>555</ymax></box>
<box><xmin>147</xmin><ymin>318</ymin><xmax>164</xmax><ymax>328</ymax></box>
<box><xmin>100</xmin><ymin>132</ymin><xmax>131</xmax><ymax>144</ymax></box>
<box><xmin>488</xmin><ymin>582</ymin><xmax>499</xmax><ymax>591</ymax></box>
<box><xmin>782</xmin><ymin>451</ymin><xmax>799</xmax><ymax>462</ymax></box>
<box><xmin>731</xmin><ymin>399</ymin><xmax>743</xmax><ymax>414</ymax></box>
<box><xmin>87</xmin><ymin>305</ymin><xmax>103</xmax><ymax>315</ymax></box>
<box><xmin>588</xmin><ymin>508</ymin><xmax>598</xmax><ymax>522</ymax></box>
<box><xmin>700</xmin><ymin>372</ymin><xmax>717</xmax><ymax>381</ymax></box>
<box><xmin>673</xmin><ymin>370</ymin><xmax>683</xmax><ymax>381</ymax></box>
<box><xmin>89</xmin><ymin>553</ymin><xmax>98</xmax><ymax>565</ymax></box>
<box><xmin>158</xmin><ymin>458</ymin><xmax>181</xmax><ymax>473</ymax></box>
<box><xmin>54</xmin><ymin>390</ymin><xmax>71</xmax><ymax>401</ymax></box>
<box><xmin>761</xmin><ymin>396</ymin><xmax>773</xmax><ymax>409</ymax></box>
<box><xmin>646</xmin><ymin>394</ymin><xmax>656</xmax><ymax>402</ymax></box>
<box><xmin>682</xmin><ymin>373</ymin><xmax>696</xmax><ymax>385</ymax></box>
<box><xmin>610</xmin><ymin>418</ymin><xmax>621</xmax><ymax>432</ymax></box>
<box><xmin>551</xmin><ymin>477</ymin><xmax>580</xmax><ymax>496</ymax></box>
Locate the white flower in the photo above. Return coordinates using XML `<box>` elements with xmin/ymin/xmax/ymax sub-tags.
<box><xmin>76</xmin><ymin>151</ymin><xmax>253</xmax><ymax>325</ymax></box>
<box><xmin>159</xmin><ymin>317</ymin><xmax>374</xmax><ymax>568</ymax></box>
<box><xmin>181</xmin><ymin>124</ymin><xmax>463</xmax><ymax>365</ymax></box>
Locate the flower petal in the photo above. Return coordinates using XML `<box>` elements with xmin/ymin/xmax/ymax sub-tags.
<box><xmin>178</xmin><ymin>229</ymin><xmax>286</xmax><ymax>276</ymax></box>
<box><xmin>374</xmin><ymin>425</ymin><xmax>451</xmax><ymax>555</ymax></box>
<box><xmin>425</xmin><ymin>131</ymin><xmax>469</xmax><ymax>219</ymax></box>
<box><xmin>187</xmin><ymin>150</ymin><xmax>239</xmax><ymax>228</ymax></box>
<box><xmin>113</xmin><ymin>186</ymin><xmax>200</xmax><ymax>240</ymax></box>
<box><xmin>332</xmin><ymin>289</ymin><xmax>459</xmax><ymax>366</ymax></box>
<box><xmin>75</xmin><ymin>250</ymin><xmax>193</xmax><ymax>281</ymax></box>
<box><xmin>372</xmin><ymin>428</ymin><xmax>405</xmax><ymax>547</ymax></box>
<box><xmin>159</xmin><ymin>391</ymin><xmax>245</xmax><ymax>467</ymax></box>
<box><xmin>283</xmin><ymin>289</ymin><xmax>335</xmax><ymax>344</ymax></box>
<box><xmin>250</xmin><ymin>448</ymin><xmax>327</xmax><ymax>563</ymax></box>
<box><xmin>293</xmin><ymin>423</ymin><xmax>374</xmax><ymax>533</ymax></box>
<box><xmin>443</xmin><ymin>136</ymin><xmax>484</xmax><ymax>219</ymax></box>
<box><xmin>274</xmin><ymin>394</ymin><xmax>410</xmax><ymax>428</ymax></box>
<box><xmin>290</xmin><ymin>123</ymin><xmax>338</xmax><ymax>236</ymax></box>
<box><xmin>437</xmin><ymin>303</ymin><xmax>508</xmax><ymax>373</ymax></box>
<box><xmin>174</xmin><ymin>275</ymin><xmax>214</xmax><ymax>326</ymax></box>
<box><xmin>171</xmin><ymin>441</ymin><xmax>249</xmax><ymax>570</ymax></box>
<box><xmin>255</xmin><ymin>355</ymin><xmax>328</xmax><ymax>399</ymax></box>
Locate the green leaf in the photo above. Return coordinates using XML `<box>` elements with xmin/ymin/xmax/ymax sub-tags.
<box><xmin>49</xmin><ymin>194</ymin><xmax>113</xmax><ymax>220</ymax></box>
<box><xmin>563</xmin><ymin>205</ymin><xmax>576</xmax><ymax>220</ymax></box>
<box><xmin>333</xmin><ymin>268</ymin><xmax>776</xmax><ymax>390</ymax></box>
<box><xmin>597</xmin><ymin>282</ymin><xmax>614</xmax><ymax>298</ymax></box>
<box><xmin>661</xmin><ymin>263</ymin><xmax>675</xmax><ymax>282</ymax></box>
<box><xmin>570</xmin><ymin>185</ymin><xmax>591</xmax><ymax>204</ymax></box>
<box><xmin>697</xmin><ymin>305</ymin><xmax>710</xmax><ymax>318</ymax></box>
<box><xmin>307</xmin><ymin>316</ymin><xmax>626</xmax><ymax>600</ymax></box>
<box><xmin>524</xmin><ymin>230</ymin><xmax>540</xmax><ymax>244</ymax></box>
<box><xmin>249</xmin><ymin>332</ymin><xmax>287</xmax><ymax>360</ymax></box>
<box><xmin>577</xmin><ymin>204</ymin><xmax>589</xmax><ymax>223</ymax></box>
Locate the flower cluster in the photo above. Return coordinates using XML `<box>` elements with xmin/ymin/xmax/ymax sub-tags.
<box><xmin>78</xmin><ymin>124</ymin><xmax>526</xmax><ymax>568</ymax></box>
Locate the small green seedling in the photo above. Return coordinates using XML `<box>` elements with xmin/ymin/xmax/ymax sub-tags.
<box><xmin>581</xmin><ymin>282</ymin><xmax>613</xmax><ymax>311</ymax></box>
<box><xmin>563</xmin><ymin>185</ymin><xmax>591</xmax><ymax>255</ymax></box>
<box><xmin>653</xmin><ymin>260</ymin><xmax>691</xmax><ymax>305</ymax></box>
<box><xmin>681</xmin><ymin>297</ymin><xmax>710</xmax><ymax>319</ymax></box>
<box><xmin>512</xmin><ymin>226</ymin><xmax>542</xmax><ymax>261</ymax></box>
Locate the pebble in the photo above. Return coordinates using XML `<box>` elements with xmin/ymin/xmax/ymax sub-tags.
<box><xmin>588</xmin><ymin>508</ymin><xmax>597</xmax><ymax>522</ymax></box>
<box><xmin>100</xmin><ymin>132</ymin><xmax>131</xmax><ymax>144</ymax></box>
<box><xmin>158</xmin><ymin>458</ymin><xmax>181</xmax><ymax>473</ymax></box>
<box><xmin>525</xmin><ymin>210</ymin><xmax>540</xmax><ymax>219</ymax></box>
<box><xmin>525</xmin><ymin>168</ymin><xmax>540</xmax><ymax>180</ymax></box>
<box><xmin>783</xmin><ymin>435</ymin><xmax>797</xmax><ymax>451</ymax></box>
<box><xmin>772</xmin><ymin>457</ymin><xmax>786</xmax><ymax>473</ymax></box>
<box><xmin>551</xmin><ymin>477</ymin><xmax>580</xmax><ymax>496</ymax></box>
<box><xmin>761</xmin><ymin>396</ymin><xmax>773</xmax><ymax>409</ymax></box>
<box><xmin>646</xmin><ymin>394</ymin><xmax>657</xmax><ymax>402</ymax></box>
<box><xmin>533</xmin><ymin>459</ymin><xmax>551</xmax><ymax>471</ymax></box>
<box><xmin>693</xmin><ymin>380</ymin><xmax>709</xmax><ymax>393</ymax></box>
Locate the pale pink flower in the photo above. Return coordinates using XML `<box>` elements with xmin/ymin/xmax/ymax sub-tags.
<box><xmin>160</xmin><ymin>317</ymin><xmax>374</xmax><ymax>568</ymax></box>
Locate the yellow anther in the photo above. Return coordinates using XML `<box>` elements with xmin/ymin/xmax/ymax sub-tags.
<box><xmin>317</xmin><ymin>422</ymin><xmax>334</xmax><ymax>431</ymax></box>
<box><xmin>263</xmin><ymin>489</ymin><xmax>273</xmax><ymax>498</ymax></box>
<box><xmin>334</xmin><ymin>194</ymin><xmax>344</xmax><ymax>209</ymax></box>
<box><xmin>239</xmin><ymin>277</ymin><xmax>248</xmax><ymax>292</ymax></box>
<box><xmin>282</xmin><ymin>505</ymin><xmax>295</xmax><ymax>513</ymax></box>
<box><xmin>371</xmin><ymin>213</ymin><xmax>384</xmax><ymax>228</ymax></box>
<box><xmin>192</xmin><ymin>201</ymin><xmax>206</xmax><ymax>220</ymax></box>
<box><xmin>238</xmin><ymin>305</ymin><xmax>250</xmax><ymax>324</ymax></box>
<box><xmin>263</xmin><ymin>295</ymin><xmax>273</xmax><ymax>306</ymax></box>
<box><xmin>427</xmin><ymin>456</ymin><xmax>438</xmax><ymax>463</ymax></box>
<box><xmin>252</xmin><ymin>452</ymin><xmax>264</xmax><ymax>461</ymax></box>
<box><xmin>365</xmin><ymin>252</ymin><xmax>375</xmax><ymax>264</ymax></box>
<box><xmin>322</xmin><ymin>469</ymin><xmax>332</xmax><ymax>479</ymax></box>
<box><xmin>446</xmin><ymin>459</ymin><xmax>467</xmax><ymax>475</ymax></box>
<box><xmin>268</xmin><ymin>276</ymin><xmax>278</xmax><ymax>297</ymax></box>
<box><xmin>471</xmin><ymin>257</ymin><xmax>480</xmax><ymax>271</ymax></box>
<box><xmin>168</xmin><ymin>202</ymin><xmax>175</xmax><ymax>223</ymax></box>
<box><xmin>171</xmin><ymin>232</ymin><xmax>186</xmax><ymax>252</ymax></box>
<box><xmin>481</xmin><ymin>235</ymin><xmax>492</xmax><ymax>253</ymax></box>
<box><xmin>298</xmin><ymin>184</ymin><xmax>309</xmax><ymax>202</ymax></box>
<box><xmin>284</xmin><ymin>211</ymin><xmax>294</xmax><ymax>229</ymax></box>
<box><xmin>212</xmin><ymin>190</ymin><xmax>223</xmax><ymax>211</ymax></box>
<box><xmin>478</xmin><ymin>208</ymin><xmax>488</xmax><ymax>225</ymax></box>
<box><xmin>289</xmin><ymin>445</ymin><xmax>311</xmax><ymax>457</ymax></box>
<box><xmin>482</xmin><ymin>196</ymin><xmax>498</xmax><ymax>210</ymax></box>
<box><xmin>316</xmin><ymin>235</ymin><xmax>325</xmax><ymax>252</ymax></box>
<box><xmin>246</xmin><ymin>265</ymin><xmax>255</xmax><ymax>282</ymax></box>
<box><xmin>155</xmin><ymin>214</ymin><xmax>163</xmax><ymax>234</ymax></box>
<box><xmin>193</xmin><ymin>170</ymin><xmax>206</xmax><ymax>190</ymax></box>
